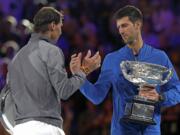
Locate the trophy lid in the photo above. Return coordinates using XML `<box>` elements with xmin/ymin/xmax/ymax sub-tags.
<box><xmin>120</xmin><ymin>61</ymin><xmax>173</xmax><ymax>86</ymax></box>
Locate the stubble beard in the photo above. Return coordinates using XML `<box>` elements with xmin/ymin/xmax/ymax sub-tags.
<box><xmin>124</xmin><ymin>36</ymin><xmax>137</xmax><ymax>46</ymax></box>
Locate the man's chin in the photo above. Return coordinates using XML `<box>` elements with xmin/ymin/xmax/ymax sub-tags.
<box><xmin>123</xmin><ymin>40</ymin><xmax>133</xmax><ymax>45</ymax></box>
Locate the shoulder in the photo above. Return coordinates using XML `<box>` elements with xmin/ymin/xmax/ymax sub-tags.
<box><xmin>105</xmin><ymin>46</ymin><xmax>126</xmax><ymax>61</ymax></box>
<box><xmin>146</xmin><ymin>44</ymin><xmax>168</xmax><ymax>58</ymax></box>
<box><xmin>145</xmin><ymin>44</ymin><xmax>170</xmax><ymax>66</ymax></box>
<box><xmin>102</xmin><ymin>47</ymin><xmax>126</xmax><ymax>70</ymax></box>
<box><xmin>38</xmin><ymin>40</ymin><xmax>63</xmax><ymax>62</ymax></box>
<box><xmin>38</xmin><ymin>40</ymin><xmax>59</xmax><ymax>52</ymax></box>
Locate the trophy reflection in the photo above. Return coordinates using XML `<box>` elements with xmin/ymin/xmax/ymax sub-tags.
<box><xmin>120</xmin><ymin>61</ymin><xmax>173</xmax><ymax>125</ymax></box>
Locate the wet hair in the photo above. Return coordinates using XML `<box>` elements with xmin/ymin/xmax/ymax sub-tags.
<box><xmin>33</xmin><ymin>7</ymin><xmax>62</xmax><ymax>33</ymax></box>
<box><xmin>113</xmin><ymin>5</ymin><xmax>143</xmax><ymax>23</ymax></box>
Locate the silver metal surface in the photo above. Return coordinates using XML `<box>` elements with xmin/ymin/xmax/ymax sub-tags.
<box><xmin>120</xmin><ymin>61</ymin><xmax>173</xmax><ymax>125</ymax></box>
<box><xmin>120</xmin><ymin>60</ymin><xmax>173</xmax><ymax>87</ymax></box>
<box><xmin>0</xmin><ymin>86</ymin><xmax>15</xmax><ymax>135</ymax></box>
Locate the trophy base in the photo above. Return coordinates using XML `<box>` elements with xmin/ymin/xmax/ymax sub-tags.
<box><xmin>121</xmin><ymin>115</ymin><xmax>156</xmax><ymax>125</ymax></box>
<box><xmin>133</xmin><ymin>96</ymin><xmax>157</xmax><ymax>105</ymax></box>
<box><xmin>122</xmin><ymin>98</ymin><xmax>156</xmax><ymax>125</ymax></box>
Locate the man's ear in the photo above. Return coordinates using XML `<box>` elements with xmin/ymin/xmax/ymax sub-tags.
<box><xmin>48</xmin><ymin>22</ymin><xmax>56</xmax><ymax>31</ymax></box>
<box><xmin>135</xmin><ymin>21</ymin><xmax>142</xmax><ymax>30</ymax></box>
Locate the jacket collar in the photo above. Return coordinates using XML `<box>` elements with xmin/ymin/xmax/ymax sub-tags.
<box><xmin>29</xmin><ymin>33</ymin><xmax>56</xmax><ymax>44</ymax></box>
<box><xmin>124</xmin><ymin>43</ymin><xmax>148</xmax><ymax>61</ymax></box>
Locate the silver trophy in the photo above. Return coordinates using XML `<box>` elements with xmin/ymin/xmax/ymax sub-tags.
<box><xmin>0</xmin><ymin>84</ymin><xmax>15</xmax><ymax>135</ymax></box>
<box><xmin>120</xmin><ymin>60</ymin><xmax>173</xmax><ymax>125</ymax></box>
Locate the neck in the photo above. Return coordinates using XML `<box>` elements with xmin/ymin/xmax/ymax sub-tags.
<box><xmin>128</xmin><ymin>35</ymin><xmax>143</xmax><ymax>55</ymax></box>
<box><xmin>34</xmin><ymin>32</ymin><xmax>57</xmax><ymax>45</ymax></box>
<box><xmin>40</xmin><ymin>31</ymin><xmax>51</xmax><ymax>39</ymax></box>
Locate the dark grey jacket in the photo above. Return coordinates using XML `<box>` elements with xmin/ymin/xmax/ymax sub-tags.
<box><xmin>8</xmin><ymin>33</ymin><xmax>86</xmax><ymax>128</ymax></box>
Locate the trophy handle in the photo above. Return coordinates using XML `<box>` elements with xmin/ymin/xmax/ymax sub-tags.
<box><xmin>120</xmin><ymin>61</ymin><xmax>132</xmax><ymax>81</ymax></box>
<box><xmin>161</xmin><ymin>68</ymin><xmax>173</xmax><ymax>85</ymax></box>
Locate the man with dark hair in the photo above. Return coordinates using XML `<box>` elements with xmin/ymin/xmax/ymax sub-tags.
<box><xmin>114</xmin><ymin>5</ymin><xmax>143</xmax><ymax>23</ymax></box>
<box><xmin>80</xmin><ymin>5</ymin><xmax>180</xmax><ymax>135</ymax></box>
<box><xmin>7</xmin><ymin>6</ymin><xmax>101</xmax><ymax>135</ymax></box>
<box><xmin>33</xmin><ymin>7</ymin><xmax>64</xmax><ymax>33</ymax></box>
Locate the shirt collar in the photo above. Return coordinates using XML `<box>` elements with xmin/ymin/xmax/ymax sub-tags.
<box><xmin>124</xmin><ymin>43</ymin><xmax>147</xmax><ymax>61</ymax></box>
<box><xmin>30</xmin><ymin>33</ymin><xmax>56</xmax><ymax>44</ymax></box>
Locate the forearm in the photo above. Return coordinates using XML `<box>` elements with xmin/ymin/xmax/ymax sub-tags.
<box><xmin>160</xmin><ymin>84</ymin><xmax>180</xmax><ymax>107</ymax></box>
<box><xmin>80</xmin><ymin>81</ymin><xmax>105</xmax><ymax>105</ymax></box>
<box><xmin>80</xmin><ymin>70</ymin><xmax>112</xmax><ymax>104</ymax></box>
<box><xmin>56</xmin><ymin>71</ymin><xmax>86</xmax><ymax>100</ymax></box>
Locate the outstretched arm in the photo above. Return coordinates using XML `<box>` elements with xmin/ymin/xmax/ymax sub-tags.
<box><xmin>45</xmin><ymin>48</ymin><xmax>86</xmax><ymax>100</ymax></box>
<box><xmin>80</xmin><ymin>54</ymin><xmax>113</xmax><ymax>105</ymax></box>
<box><xmin>80</xmin><ymin>70</ymin><xmax>113</xmax><ymax>105</ymax></box>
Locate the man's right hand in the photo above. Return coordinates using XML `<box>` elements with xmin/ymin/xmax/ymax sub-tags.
<box><xmin>70</xmin><ymin>53</ymin><xmax>82</xmax><ymax>74</ymax></box>
<box><xmin>139</xmin><ymin>85</ymin><xmax>160</xmax><ymax>101</ymax></box>
<box><xmin>81</xmin><ymin>50</ymin><xmax>101</xmax><ymax>75</ymax></box>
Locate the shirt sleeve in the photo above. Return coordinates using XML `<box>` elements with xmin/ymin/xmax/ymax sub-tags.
<box><xmin>160</xmin><ymin>52</ymin><xmax>180</xmax><ymax>107</ymax></box>
<box><xmin>45</xmin><ymin>46</ymin><xmax>86</xmax><ymax>100</ymax></box>
<box><xmin>80</xmin><ymin>55</ymin><xmax>113</xmax><ymax>105</ymax></box>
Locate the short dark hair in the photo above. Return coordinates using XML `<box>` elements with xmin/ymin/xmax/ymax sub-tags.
<box><xmin>33</xmin><ymin>7</ymin><xmax>62</xmax><ymax>33</ymax></box>
<box><xmin>113</xmin><ymin>5</ymin><xmax>143</xmax><ymax>23</ymax></box>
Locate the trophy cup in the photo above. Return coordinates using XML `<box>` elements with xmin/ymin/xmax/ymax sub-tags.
<box><xmin>120</xmin><ymin>60</ymin><xmax>173</xmax><ymax>125</ymax></box>
<box><xmin>0</xmin><ymin>84</ymin><xmax>15</xmax><ymax>135</ymax></box>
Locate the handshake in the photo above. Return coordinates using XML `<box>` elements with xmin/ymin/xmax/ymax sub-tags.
<box><xmin>70</xmin><ymin>50</ymin><xmax>101</xmax><ymax>76</ymax></box>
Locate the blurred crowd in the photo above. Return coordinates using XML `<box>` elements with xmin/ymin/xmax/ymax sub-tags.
<box><xmin>0</xmin><ymin>0</ymin><xmax>180</xmax><ymax>135</ymax></box>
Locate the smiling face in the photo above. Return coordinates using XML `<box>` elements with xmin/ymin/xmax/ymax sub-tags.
<box><xmin>116</xmin><ymin>16</ymin><xmax>142</xmax><ymax>45</ymax></box>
